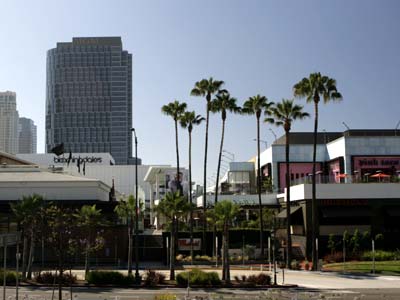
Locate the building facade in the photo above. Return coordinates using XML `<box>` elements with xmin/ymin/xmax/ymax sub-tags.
<box><xmin>0</xmin><ymin>91</ymin><xmax>19</xmax><ymax>154</ymax></box>
<box><xmin>18</xmin><ymin>117</ymin><xmax>37</xmax><ymax>154</ymax></box>
<box><xmin>46</xmin><ymin>37</ymin><xmax>137</xmax><ymax>165</ymax></box>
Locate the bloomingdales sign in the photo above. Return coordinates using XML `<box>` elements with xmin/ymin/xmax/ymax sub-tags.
<box><xmin>53</xmin><ymin>156</ymin><xmax>103</xmax><ymax>164</ymax></box>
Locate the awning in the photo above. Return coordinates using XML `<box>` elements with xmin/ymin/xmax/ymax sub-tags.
<box><xmin>277</xmin><ymin>206</ymin><xmax>302</xmax><ymax>218</ymax></box>
<box><xmin>321</xmin><ymin>207</ymin><xmax>371</xmax><ymax>218</ymax></box>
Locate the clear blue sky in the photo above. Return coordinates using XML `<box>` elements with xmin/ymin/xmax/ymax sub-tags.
<box><xmin>1</xmin><ymin>0</ymin><xmax>399</xmax><ymax>185</ymax></box>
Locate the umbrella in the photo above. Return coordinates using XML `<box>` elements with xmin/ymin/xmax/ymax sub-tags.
<box><xmin>337</xmin><ymin>173</ymin><xmax>349</xmax><ymax>178</ymax></box>
<box><xmin>370</xmin><ymin>173</ymin><xmax>390</xmax><ymax>178</ymax></box>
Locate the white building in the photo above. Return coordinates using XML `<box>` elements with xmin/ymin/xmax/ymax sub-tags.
<box><xmin>0</xmin><ymin>91</ymin><xmax>19</xmax><ymax>154</ymax></box>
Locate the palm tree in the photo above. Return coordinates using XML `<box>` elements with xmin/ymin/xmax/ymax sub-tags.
<box><xmin>180</xmin><ymin>111</ymin><xmax>205</xmax><ymax>261</ymax></box>
<box><xmin>190</xmin><ymin>77</ymin><xmax>225</xmax><ymax>254</ymax></box>
<box><xmin>293</xmin><ymin>73</ymin><xmax>342</xmax><ymax>270</ymax></box>
<box><xmin>210</xmin><ymin>92</ymin><xmax>240</xmax><ymax>205</ymax></box>
<box><xmin>10</xmin><ymin>194</ymin><xmax>45</xmax><ymax>279</ymax></box>
<box><xmin>161</xmin><ymin>100</ymin><xmax>187</xmax><ymax>180</ymax></box>
<box><xmin>266</xmin><ymin>99</ymin><xmax>309</xmax><ymax>268</ymax></box>
<box><xmin>242</xmin><ymin>94</ymin><xmax>274</xmax><ymax>257</ymax></box>
<box><xmin>155</xmin><ymin>191</ymin><xmax>193</xmax><ymax>280</ymax></box>
<box><xmin>114</xmin><ymin>195</ymin><xmax>141</xmax><ymax>275</ymax></box>
<box><xmin>210</xmin><ymin>92</ymin><xmax>240</xmax><ymax>261</ymax></box>
<box><xmin>209</xmin><ymin>200</ymin><xmax>240</xmax><ymax>283</ymax></box>
<box><xmin>75</xmin><ymin>204</ymin><xmax>103</xmax><ymax>277</ymax></box>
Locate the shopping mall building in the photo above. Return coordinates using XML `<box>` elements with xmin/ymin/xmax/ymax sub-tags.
<box><xmin>257</xmin><ymin>129</ymin><xmax>400</xmax><ymax>257</ymax></box>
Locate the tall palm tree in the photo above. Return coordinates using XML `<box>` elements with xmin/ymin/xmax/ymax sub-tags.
<box><xmin>74</xmin><ymin>204</ymin><xmax>103</xmax><ymax>277</ymax></box>
<box><xmin>242</xmin><ymin>94</ymin><xmax>274</xmax><ymax>257</ymax></box>
<box><xmin>180</xmin><ymin>111</ymin><xmax>205</xmax><ymax>261</ymax></box>
<box><xmin>10</xmin><ymin>194</ymin><xmax>45</xmax><ymax>279</ymax></box>
<box><xmin>210</xmin><ymin>92</ymin><xmax>240</xmax><ymax>261</ymax></box>
<box><xmin>161</xmin><ymin>100</ymin><xmax>187</xmax><ymax>179</ymax></box>
<box><xmin>114</xmin><ymin>195</ymin><xmax>142</xmax><ymax>275</ymax></box>
<box><xmin>266</xmin><ymin>99</ymin><xmax>309</xmax><ymax>268</ymax></box>
<box><xmin>293</xmin><ymin>73</ymin><xmax>342</xmax><ymax>270</ymax></box>
<box><xmin>209</xmin><ymin>200</ymin><xmax>240</xmax><ymax>283</ymax></box>
<box><xmin>191</xmin><ymin>77</ymin><xmax>225</xmax><ymax>254</ymax></box>
<box><xmin>155</xmin><ymin>191</ymin><xmax>193</xmax><ymax>280</ymax></box>
<box><xmin>210</xmin><ymin>92</ymin><xmax>240</xmax><ymax>205</ymax></box>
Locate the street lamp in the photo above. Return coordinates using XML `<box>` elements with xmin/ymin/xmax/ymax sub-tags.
<box><xmin>269</xmin><ymin>128</ymin><xmax>277</xmax><ymax>143</ymax></box>
<box><xmin>131</xmin><ymin>128</ymin><xmax>140</xmax><ymax>284</ymax></box>
<box><xmin>222</xmin><ymin>149</ymin><xmax>235</xmax><ymax>161</ymax></box>
<box><xmin>253</xmin><ymin>138</ymin><xmax>268</xmax><ymax>149</ymax></box>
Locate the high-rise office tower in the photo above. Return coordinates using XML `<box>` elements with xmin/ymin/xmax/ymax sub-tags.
<box><xmin>0</xmin><ymin>91</ymin><xmax>19</xmax><ymax>154</ymax></box>
<box><xmin>46</xmin><ymin>37</ymin><xmax>139</xmax><ymax>165</ymax></box>
<box><xmin>18</xmin><ymin>117</ymin><xmax>37</xmax><ymax>154</ymax></box>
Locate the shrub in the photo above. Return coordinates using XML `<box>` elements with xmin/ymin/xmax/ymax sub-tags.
<box><xmin>0</xmin><ymin>270</ymin><xmax>19</xmax><ymax>285</ymax></box>
<box><xmin>144</xmin><ymin>270</ymin><xmax>166</xmax><ymax>287</ymax></box>
<box><xmin>361</xmin><ymin>250</ymin><xmax>400</xmax><ymax>261</ymax></box>
<box><xmin>290</xmin><ymin>260</ymin><xmax>301</xmax><ymax>270</ymax></box>
<box><xmin>304</xmin><ymin>260</ymin><xmax>310</xmax><ymax>271</ymax></box>
<box><xmin>176</xmin><ymin>269</ymin><xmax>221</xmax><ymax>287</ymax></box>
<box><xmin>86</xmin><ymin>271</ymin><xmax>134</xmax><ymax>285</ymax></box>
<box><xmin>324</xmin><ymin>251</ymin><xmax>344</xmax><ymax>263</ymax></box>
<box><xmin>234</xmin><ymin>273</ymin><xmax>271</xmax><ymax>286</ymax></box>
<box><xmin>34</xmin><ymin>272</ymin><xmax>76</xmax><ymax>284</ymax></box>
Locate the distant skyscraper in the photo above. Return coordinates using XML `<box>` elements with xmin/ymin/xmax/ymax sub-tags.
<box><xmin>18</xmin><ymin>117</ymin><xmax>37</xmax><ymax>154</ymax></box>
<box><xmin>46</xmin><ymin>37</ymin><xmax>139</xmax><ymax>165</ymax></box>
<box><xmin>0</xmin><ymin>91</ymin><xmax>19</xmax><ymax>154</ymax></box>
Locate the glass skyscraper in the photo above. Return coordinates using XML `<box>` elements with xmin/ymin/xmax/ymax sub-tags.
<box><xmin>46</xmin><ymin>37</ymin><xmax>139</xmax><ymax>165</ymax></box>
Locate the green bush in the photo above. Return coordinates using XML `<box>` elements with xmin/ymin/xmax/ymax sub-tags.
<box><xmin>361</xmin><ymin>250</ymin><xmax>400</xmax><ymax>261</ymax></box>
<box><xmin>234</xmin><ymin>273</ymin><xmax>271</xmax><ymax>286</ymax></box>
<box><xmin>144</xmin><ymin>270</ymin><xmax>166</xmax><ymax>286</ymax></box>
<box><xmin>34</xmin><ymin>271</ymin><xmax>76</xmax><ymax>284</ymax></box>
<box><xmin>290</xmin><ymin>260</ymin><xmax>301</xmax><ymax>270</ymax></box>
<box><xmin>176</xmin><ymin>269</ymin><xmax>221</xmax><ymax>287</ymax></box>
<box><xmin>86</xmin><ymin>271</ymin><xmax>135</xmax><ymax>285</ymax></box>
<box><xmin>0</xmin><ymin>270</ymin><xmax>19</xmax><ymax>284</ymax></box>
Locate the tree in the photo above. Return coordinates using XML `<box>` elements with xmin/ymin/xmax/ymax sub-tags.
<box><xmin>242</xmin><ymin>94</ymin><xmax>274</xmax><ymax>257</ymax></box>
<box><xmin>154</xmin><ymin>191</ymin><xmax>193</xmax><ymax>280</ymax></box>
<box><xmin>293</xmin><ymin>72</ymin><xmax>342</xmax><ymax>270</ymax></box>
<box><xmin>180</xmin><ymin>110</ymin><xmax>205</xmax><ymax>260</ymax></box>
<box><xmin>114</xmin><ymin>195</ymin><xmax>143</xmax><ymax>275</ymax></box>
<box><xmin>190</xmin><ymin>77</ymin><xmax>225</xmax><ymax>254</ymax></box>
<box><xmin>74</xmin><ymin>204</ymin><xmax>104</xmax><ymax>277</ymax></box>
<box><xmin>10</xmin><ymin>194</ymin><xmax>45</xmax><ymax>279</ymax></box>
<box><xmin>43</xmin><ymin>205</ymin><xmax>76</xmax><ymax>300</ymax></box>
<box><xmin>327</xmin><ymin>234</ymin><xmax>336</xmax><ymax>255</ymax></box>
<box><xmin>266</xmin><ymin>99</ymin><xmax>309</xmax><ymax>268</ymax></box>
<box><xmin>209</xmin><ymin>200</ymin><xmax>240</xmax><ymax>283</ymax></box>
<box><xmin>161</xmin><ymin>100</ymin><xmax>187</xmax><ymax>180</ymax></box>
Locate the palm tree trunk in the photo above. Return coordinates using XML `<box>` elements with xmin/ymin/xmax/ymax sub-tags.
<box><xmin>285</xmin><ymin>130</ymin><xmax>292</xmax><ymax>268</ymax></box>
<box><xmin>84</xmin><ymin>242</ymin><xmax>90</xmax><ymax>277</ymax></box>
<box><xmin>222</xmin><ymin>224</ymin><xmax>226</xmax><ymax>281</ymax></box>
<box><xmin>202</xmin><ymin>100</ymin><xmax>210</xmax><ymax>255</ymax></box>
<box><xmin>213</xmin><ymin>117</ymin><xmax>226</xmax><ymax>261</ymax></box>
<box><xmin>311</xmin><ymin>99</ymin><xmax>319</xmax><ymax>271</ymax></box>
<box><xmin>22</xmin><ymin>234</ymin><xmax>28</xmax><ymax>280</ymax></box>
<box><xmin>170</xmin><ymin>218</ymin><xmax>176</xmax><ymax>280</ymax></box>
<box><xmin>27</xmin><ymin>231</ymin><xmax>35</xmax><ymax>279</ymax></box>
<box><xmin>174</xmin><ymin>119</ymin><xmax>180</xmax><ymax>179</ymax></box>
<box><xmin>226</xmin><ymin>225</ymin><xmax>230</xmax><ymax>283</ymax></box>
<box><xmin>127</xmin><ymin>223</ymin><xmax>133</xmax><ymax>275</ymax></box>
<box><xmin>189</xmin><ymin>129</ymin><xmax>194</xmax><ymax>262</ymax></box>
<box><xmin>257</xmin><ymin>116</ymin><xmax>264</xmax><ymax>257</ymax></box>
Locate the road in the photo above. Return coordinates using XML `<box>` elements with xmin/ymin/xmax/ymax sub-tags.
<box><xmin>3</xmin><ymin>268</ymin><xmax>399</xmax><ymax>299</ymax></box>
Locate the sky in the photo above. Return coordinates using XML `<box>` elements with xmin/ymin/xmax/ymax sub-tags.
<box><xmin>1</xmin><ymin>0</ymin><xmax>400</xmax><ymax>185</ymax></box>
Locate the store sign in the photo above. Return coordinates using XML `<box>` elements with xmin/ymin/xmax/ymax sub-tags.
<box><xmin>54</xmin><ymin>156</ymin><xmax>103</xmax><ymax>164</ymax></box>
<box><xmin>354</xmin><ymin>156</ymin><xmax>400</xmax><ymax>168</ymax></box>
<box><xmin>178</xmin><ymin>238</ymin><xmax>201</xmax><ymax>251</ymax></box>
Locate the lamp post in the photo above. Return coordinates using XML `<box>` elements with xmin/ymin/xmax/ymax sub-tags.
<box><xmin>131</xmin><ymin>128</ymin><xmax>140</xmax><ymax>284</ymax></box>
<box><xmin>253</xmin><ymin>138</ymin><xmax>268</xmax><ymax>149</ymax></box>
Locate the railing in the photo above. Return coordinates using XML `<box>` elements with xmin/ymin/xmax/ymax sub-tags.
<box><xmin>290</xmin><ymin>174</ymin><xmax>400</xmax><ymax>186</ymax></box>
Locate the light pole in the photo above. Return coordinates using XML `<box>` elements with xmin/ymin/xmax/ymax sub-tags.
<box><xmin>131</xmin><ymin>128</ymin><xmax>140</xmax><ymax>284</ymax></box>
<box><xmin>253</xmin><ymin>138</ymin><xmax>268</xmax><ymax>149</ymax></box>
<box><xmin>269</xmin><ymin>128</ymin><xmax>277</xmax><ymax>143</ymax></box>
